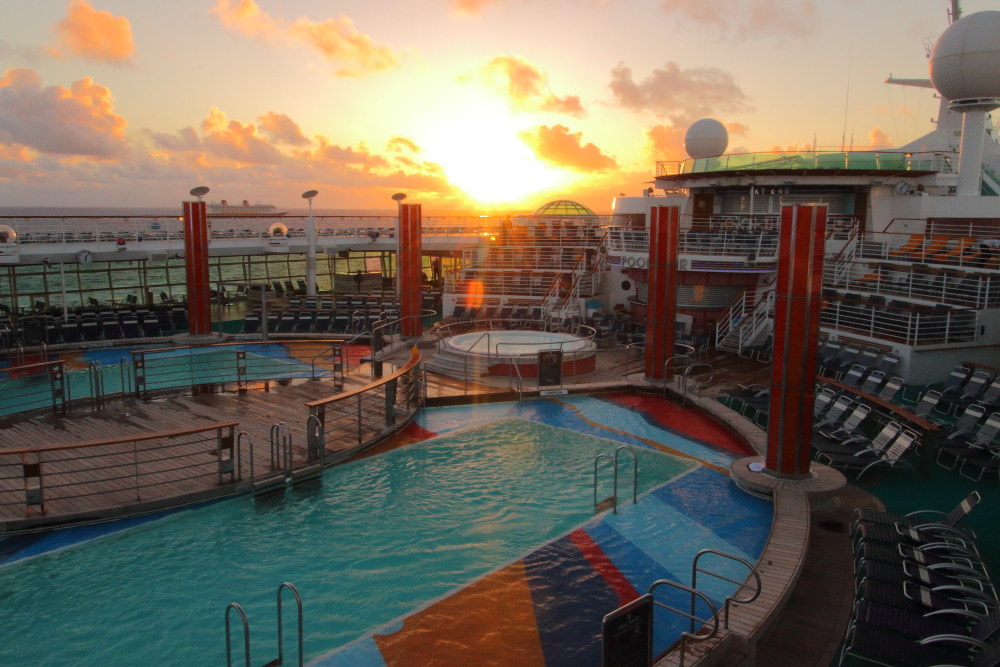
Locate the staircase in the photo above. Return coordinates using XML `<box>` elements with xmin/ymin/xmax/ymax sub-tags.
<box><xmin>716</xmin><ymin>287</ymin><xmax>774</xmax><ymax>355</ymax></box>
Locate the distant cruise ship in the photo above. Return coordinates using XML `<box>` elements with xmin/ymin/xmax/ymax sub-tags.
<box><xmin>206</xmin><ymin>199</ymin><xmax>288</xmax><ymax>217</ymax></box>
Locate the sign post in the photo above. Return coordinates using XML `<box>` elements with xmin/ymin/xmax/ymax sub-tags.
<box><xmin>602</xmin><ymin>594</ymin><xmax>653</xmax><ymax>667</ymax></box>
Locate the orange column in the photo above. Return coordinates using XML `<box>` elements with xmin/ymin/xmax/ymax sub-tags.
<box><xmin>765</xmin><ymin>205</ymin><xmax>826</xmax><ymax>478</ymax></box>
<box><xmin>398</xmin><ymin>203</ymin><xmax>423</xmax><ymax>337</ymax></box>
<box><xmin>182</xmin><ymin>201</ymin><xmax>211</xmax><ymax>335</ymax></box>
<box><xmin>644</xmin><ymin>206</ymin><xmax>680</xmax><ymax>381</ymax></box>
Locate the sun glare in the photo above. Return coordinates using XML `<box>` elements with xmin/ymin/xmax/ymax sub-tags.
<box><xmin>422</xmin><ymin>102</ymin><xmax>565</xmax><ymax>206</ymax></box>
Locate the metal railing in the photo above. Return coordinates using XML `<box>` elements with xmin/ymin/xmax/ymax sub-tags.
<box><xmin>690</xmin><ymin>549</ymin><xmax>762</xmax><ymax>631</ymax></box>
<box><xmin>132</xmin><ymin>340</ymin><xmax>346</xmax><ymax>398</ymax></box>
<box><xmin>0</xmin><ymin>421</ymin><xmax>238</xmax><ymax>519</ymax></box>
<box><xmin>304</xmin><ymin>349</ymin><xmax>422</xmax><ymax>462</ymax></box>
<box><xmin>647</xmin><ymin>579</ymin><xmax>720</xmax><ymax>667</ymax></box>
<box><xmin>0</xmin><ymin>360</ymin><xmax>67</xmax><ymax>417</ymax></box>
<box><xmin>821</xmin><ymin>300</ymin><xmax>979</xmax><ymax>347</ymax></box>
<box><xmin>857</xmin><ymin>231</ymin><xmax>1000</xmax><ymax>270</ymax></box>
<box><xmin>656</xmin><ymin>149</ymin><xmax>956</xmax><ymax>177</ymax></box>
<box><xmin>225</xmin><ymin>582</ymin><xmax>303</xmax><ymax>667</ymax></box>
<box><xmin>825</xmin><ymin>261</ymin><xmax>999</xmax><ymax>309</ymax></box>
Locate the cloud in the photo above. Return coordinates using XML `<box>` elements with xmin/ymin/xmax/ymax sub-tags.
<box><xmin>212</xmin><ymin>0</ymin><xmax>400</xmax><ymax>77</ymax></box>
<box><xmin>451</xmin><ymin>0</ymin><xmax>505</xmax><ymax>15</ymax></box>
<box><xmin>387</xmin><ymin>136</ymin><xmax>420</xmax><ymax>153</ymax></box>
<box><xmin>660</xmin><ymin>0</ymin><xmax>820</xmax><ymax>38</ymax></box>
<box><xmin>0</xmin><ymin>68</ymin><xmax>128</xmax><ymax>158</ymax></box>
<box><xmin>200</xmin><ymin>107</ymin><xmax>284</xmax><ymax>164</ymax></box>
<box><xmin>646</xmin><ymin>124</ymin><xmax>687</xmax><ymax>161</ymax></box>
<box><xmin>610</xmin><ymin>61</ymin><xmax>753</xmax><ymax>123</ymax></box>
<box><xmin>258</xmin><ymin>111</ymin><xmax>310</xmax><ymax>146</ymax></box>
<box><xmin>53</xmin><ymin>0</ymin><xmax>135</xmax><ymax>64</ymax></box>
<box><xmin>518</xmin><ymin>124</ymin><xmax>617</xmax><ymax>172</ymax></box>
<box><xmin>470</xmin><ymin>56</ymin><xmax>586</xmax><ymax>117</ymax></box>
<box><xmin>866</xmin><ymin>126</ymin><xmax>891</xmax><ymax>148</ymax></box>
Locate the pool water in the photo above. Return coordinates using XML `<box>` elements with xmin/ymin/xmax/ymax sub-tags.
<box><xmin>0</xmin><ymin>418</ymin><xmax>697</xmax><ymax>666</ymax></box>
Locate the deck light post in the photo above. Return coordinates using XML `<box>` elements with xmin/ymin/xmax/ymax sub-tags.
<box><xmin>302</xmin><ymin>190</ymin><xmax>319</xmax><ymax>297</ymax></box>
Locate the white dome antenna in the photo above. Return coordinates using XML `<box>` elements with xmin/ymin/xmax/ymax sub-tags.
<box><xmin>929</xmin><ymin>10</ymin><xmax>1000</xmax><ymax>195</ymax></box>
<box><xmin>684</xmin><ymin>119</ymin><xmax>729</xmax><ymax>159</ymax></box>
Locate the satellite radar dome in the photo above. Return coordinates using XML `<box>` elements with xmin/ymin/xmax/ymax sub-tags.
<box><xmin>685</xmin><ymin>119</ymin><xmax>729</xmax><ymax>159</ymax></box>
<box><xmin>929</xmin><ymin>11</ymin><xmax>1000</xmax><ymax>107</ymax></box>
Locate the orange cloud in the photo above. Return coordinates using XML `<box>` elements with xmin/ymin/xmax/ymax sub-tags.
<box><xmin>646</xmin><ymin>123</ymin><xmax>687</xmax><ymax>161</ymax></box>
<box><xmin>661</xmin><ymin>0</ymin><xmax>819</xmax><ymax>38</ymax></box>
<box><xmin>451</xmin><ymin>0</ymin><xmax>504</xmax><ymax>15</ymax></box>
<box><xmin>212</xmin><ymin>0</ymin><xmax>400</xmax><ymax>77</ymax></box>
<box><xmin>518</xmin><ymin>124</ymin><xmax>616</xmax><ymax>172</ymax></box>
<box><xmin>258</xmin><ymin>111</ymin><xmax>310</xmax><ymax>146</ymax></box>
<box><xmin>471</xmin><ymin>56</ymin><xmax>586</xmax><ymax>117</ymax></box>
<box><xmin>610</xmin><ymin>61</ymin><xmax>752</xmax><ymax>123</ymax></box>
<box><xmin>53</xmin><ymin>0</ymin><xmax>135</xmax><ymax>64</ymax></box>
<box><xmin>0</xmin><ymin>68</ymin><xmax>127</xmax><ymax>158</ymax></box>
<box><xmin>201</xmin><ymin>107</ymin><xmax>284</xmax><ymax>164</ymax></box>
<box><xmin>387</xmin><ymin>136</ymin><xmax>420</xmax><ymax>153</ymax></box>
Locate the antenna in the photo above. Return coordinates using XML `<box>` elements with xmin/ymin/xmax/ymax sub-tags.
<box><xmin>301</xmin><ymin>190</ymin><xmax>318</xmax><ymax>200</ymax></box>
<box><xmin>840</xmin><ymin>42</ymin><xmax>854</xmax><ymax>152</ymax></box>
<box><xmin>391</xmin><ymin>193</ymin><xmax>407</xmax><ymax>202</ymax></box>
<box><xmin>949</xmin><ymin>0</ymin><xmax>961</xmax><ymax>24</ymax></box>
<box><xmin>189</xmin><ymin>186</ymin><xmax>210</xmax><ymax>202</ymax></box>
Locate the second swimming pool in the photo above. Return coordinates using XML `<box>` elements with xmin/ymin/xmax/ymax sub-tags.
<box><xmin>0</xmin><ymin>395</ymin><xmax>771</xmax><ymax>666</ymax></box>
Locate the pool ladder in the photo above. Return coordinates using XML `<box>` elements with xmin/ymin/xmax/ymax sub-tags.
<box><xmin>593</xmin><ymin>446</ymin><xmax>637</xmax><ymax>514</ymax></box>
<box><xmin>226</xmin><ymin>582</ymin><xmax>303</xmax><ymax>667</ymax></box>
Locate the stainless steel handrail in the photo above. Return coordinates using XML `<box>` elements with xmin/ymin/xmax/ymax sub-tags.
<box><xmin>276</xmin><ymin>582</ymin><xmax>304</xmax><ymax>667</ymax></box>
<box><xmin>614</xmin><ymin>446</ymin><xmax>638</xmax><ymax>505</ymax></box>
<box><xmin>225</xmin><ymin>602</ymin><xmax>251</xmax><ymax>667</ymax></box>
<box><xmin>270</xmin><ymin>422</ymin><xmax>293</xmax><ymax>474</ymax></box>
<box><xmin>680</xmin><ymin>363</ymin><xmax>715</xmax><ymax>407</ymax></box>
<box><xmin>690</xmin><ymin>549</ymin><xmax>762</xmax><ymax>631</ymax></box>
<box><xmin>593</xmin><ymin>453</ymin><xmax>618</xmax><ymax>514</ymax></box>
<box><xmin>647</xmin><ymin>579</ymin><xmax>720</xmax><ymax>667</ymax></box>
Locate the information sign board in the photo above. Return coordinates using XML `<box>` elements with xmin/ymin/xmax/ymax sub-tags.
<box><xmin>602</xmin><ymin>594</ymin><xmax>653</xmax><ymax>667</ymax></box>
<box><xmin>537</xmin><ymin>349</ymin><xmax>563</xmax><ymax>387</ymax></box>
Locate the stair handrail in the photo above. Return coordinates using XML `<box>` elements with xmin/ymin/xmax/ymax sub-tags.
<box><xmin>736</xmin><ymin>289</ymin><xmax>775</xmax><ymax>356</ymax></box>
<box><xmin>661</xmin><ymin>354</ymin><xmax>693</xmax><ymax>394</ymax></box>
<box><xmin>690</xmin><ymin>549</ymin><xmax>762</xmax><ymax>632</ymax></box>
<box><xmin>270</xmin><ymin>421</ymin><xmax>293</xmax><ymax>474</ymax></box>
<box><xmin>593</xmin><ymin>453</ymin><xmax>618</xmax><ymax>514</ymax></box>
<box><xmin>225</xmin><ymin>602</ymin><xmax>251</xmax><ymax>667</ymax></box>
<box><xmin>714</xmin><ymin>288</ymin><xmax>750</xmax><ymax>348</ymax></box>
<box><xmin>463</xmin><ymin>331</ymin><xmax>491</xmax><ymax>391</ymax></box>
<box><xmin>647</xmin><ymin>579</ymin><xmax>720</xmax><ymax>667</ymax></box>
<box><xmin>276</xmin><ymin>582</ymin><xmax>304</xmax><ymax>667</ymax></box>
<box><xmin>680</xmin><ymin>362</ymin><xmax>715</xmax><ymax>407</ymax></box>
<box><xmin>614</xmin><ymin>446</ymin><xmax>638</xmax><ymax>505</ymax></box>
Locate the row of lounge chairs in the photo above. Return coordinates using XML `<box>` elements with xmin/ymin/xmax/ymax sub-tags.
<box><xmin>1</xmin><ymin>307</ymin><xmax>187</xmax><ymax>346</ymax></box>
<box><xmin>840</xmin><ymin>491</ymin><xmax>1000</xmax><ymax>666</ymax></box>
<box><xmin>241</xmin><ymin>309</ymin><xmax>398</xmax><ymax>335</ymax></box>
<box><xmin>886</xmin><ymin>234</ymin><xmax>1000</xmax><ymax>268</ymax></box>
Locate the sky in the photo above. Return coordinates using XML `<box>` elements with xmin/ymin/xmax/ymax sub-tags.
<box><xmin>0</xmin><ymin>0</ymin><xmax>994</xmax><ymax>213</ymax></box>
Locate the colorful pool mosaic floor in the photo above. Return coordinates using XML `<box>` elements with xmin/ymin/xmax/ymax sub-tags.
<box><xmin>311</xmin><ymin>395</ymin><xmax>772</xmax><ymax>666</ymax></box>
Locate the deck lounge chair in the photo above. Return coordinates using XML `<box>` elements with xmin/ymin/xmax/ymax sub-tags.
<box><xmin>888</xmin><ymin>234</ymin><xmax>925</xmax><ymax>259</ymax></box>
<box><xmin>938</xmin><ymin>412</ymin><xmax>1000</xmax><ymax>470</ymax></box>
<box><xmin>816</xmin><ymin>428</ymin><xmax>918</xmax><ymax>479</ymax></box>
<box><xmin>815</xmin><ymin>420</ymin><xmax>899</xmax><ymax>458</ymax></box>
<box><xmin>878</xmin><ymin>376</ymin><xmax>905</xmax><ymax>404</ymax></box>
<box><xmin>815</xmin><ymin>403</ymin><xmax>871</xmax><ymax>442</ymax></box>
<box><xmin>851</xmin><ymin>491</ymin><xmax>981</xmax><ymax>538</ymax></box>
<box><xmin>814</xmin><ymin>396</ymin><xmax>853</xmax><ymax>431</ymax></box>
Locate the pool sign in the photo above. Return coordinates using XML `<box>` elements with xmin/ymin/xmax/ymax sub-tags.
<box><xmin>537</xmin><ymin>349</ymin><xmax>563</xmax><ymax>387</ymax></box>
<box><xmin>603</xmin><ymin>594</ymin><xmax>653</xmax><ymax>667</ymax></box>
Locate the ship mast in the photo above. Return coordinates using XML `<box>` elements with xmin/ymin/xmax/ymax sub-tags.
<box><xmin>950</xmin><ymin>0</ymin><xmax>961</xmax><ymax>23</ymax></box>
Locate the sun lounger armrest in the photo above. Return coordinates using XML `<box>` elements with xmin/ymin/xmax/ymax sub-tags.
<box><xmin>919</xmin><ymin>634</ymin><xmax>989</xmax><ymax>650</ymax></box>
<box><xmin>904</xmin><ymin>509</ymin><xmax>949</xmax><ymax>518</ymax></box>
<box><xmin>927</xmin><ymin>585</ymin><xmax>997</xmax><ymax>603</ymax></box>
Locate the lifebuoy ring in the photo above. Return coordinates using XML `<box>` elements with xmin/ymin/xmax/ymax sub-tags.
<box><xmin>636</xmin><ymin>257</ymin><xmax>647</xmax><ymax>268</ymax></box>
<box><xmin>625</xmin><ymin>256</ymin><xmax>636</xmax><ymax>267</ymax></box>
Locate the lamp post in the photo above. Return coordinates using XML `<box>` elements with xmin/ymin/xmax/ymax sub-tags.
<box><xmin>392</xmin><ymin>193</ymin><xmax>406</xmax><ymax>299</ymax></box>
<box><xmin>302</xmin><ymin>189</ymin><xmax>319</xmax><ymax>297</ymax></box>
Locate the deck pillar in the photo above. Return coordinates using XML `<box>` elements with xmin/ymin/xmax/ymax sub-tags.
<box><xmin>398</xmin><ymin>203</ymin><xmax>423</xmax><ymax>338</ymax></box>
<box><xmin>182</xmin><ymin>200</ymin><xmax>211</xmax><ymax>335</ymax></box>
<box><xmin>644</xmin><ymin>206</ymin><xmax>680</xmax><ymax>382</ymax></box>
<box><xmin>765</xmin><ymin>205</ymin><xmax>827</xmax><ymax>479</ymax></box>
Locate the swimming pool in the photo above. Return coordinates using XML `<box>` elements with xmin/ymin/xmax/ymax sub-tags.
<box><xmin>0</xmin><ymin>396</ymin><xmax>771</xmax><ymax>666</ymax></box>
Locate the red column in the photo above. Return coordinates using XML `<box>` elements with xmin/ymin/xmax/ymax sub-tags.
<box><xmin>182</xmin><ymin>201</ymin><xmax>212</xmax><ymax>336</ymax></box>
<box><xmin>644</xmin><ymin>206</ymin><xmax>680</xmax><ymax>381</ymax></box>
<box><xmin>398</xmin><ymin>203</ymin><xmax>423</xmax><ymax>337</ymax></box>
<box><xmin>765</xmin><ymin>205</ymin><xmax>827</xmax><ymax>478</ymax></box>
